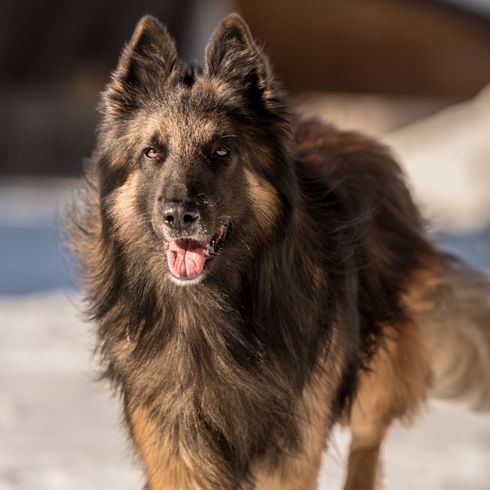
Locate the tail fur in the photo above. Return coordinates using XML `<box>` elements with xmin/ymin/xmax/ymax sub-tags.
<box><xmin>416</xmin><ymin>255</ymin><xmax>490</xmax><ymax>411</ymax></box>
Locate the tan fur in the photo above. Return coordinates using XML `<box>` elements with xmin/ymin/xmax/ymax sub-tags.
<box><xmin>254</xmin><ymin>329</ymin><xmax>346</xmax><ymax>490</ymax></box>
<box><xmin>344</xmin><ymin>321</ymin><xmax>431</xmax><ymax>490</ymax></box>
<box><xmin>129</xmin><ymin>348</ymin><xmax>336</xmax><ymax>490</ymax></box>
<box><xmin>195</xmin><ymin>77</ymin><xmax>234</xmax><ymax>102</ymax></box>
<box><xmin>109</xmin><ymin>171</ymin><xmax>166</xmax><ymax>279</ymax></box>
<box><xmin>163</xmin><ymin>115</ymin><xmax>218</xmax><ymax>158</ymax></box>
<box><xmin>111</xmin><ymin>173</ymin><xmax>140</xmax><ymax>234</ymax></box>
<box><xmin>129</xmin><ymin>405</ymin><xmax>199</xmax><ymax>490</ymax></box>
<box><xmin>112</xmin><ymin>335</ymin><xmax>134</xmax><ymax>363</ymax></box>
<box><xmin>244</xmin><ymin>168</ymin><xmax>280</xmax><ymax>233</ymax></box>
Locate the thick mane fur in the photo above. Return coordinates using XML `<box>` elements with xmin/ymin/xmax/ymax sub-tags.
<box><xmin>67</xmin><ymin>119</ymin><xmax>346</xmax><ymax>488</ymax></box>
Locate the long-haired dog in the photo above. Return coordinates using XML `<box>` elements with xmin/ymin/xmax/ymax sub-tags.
<box><xmin>67</xmin><ymin>14</ymin><xmax>490</xmax><ymax>489</ymax></box>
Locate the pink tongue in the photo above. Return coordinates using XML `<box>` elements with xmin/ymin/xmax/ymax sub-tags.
<box><xmin>167</xmin><ymin>239</ymin><xmax>206</xmax><ymax>279</ymax></box>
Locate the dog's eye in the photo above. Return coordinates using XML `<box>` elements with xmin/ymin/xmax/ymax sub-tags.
<box><xmin>144</xmin><ymin>147</ymin><xmax>158</xmax><ymax>159</ymax></box>
<box><xmin>214</xmin><ymin>146</ymin><xmax>231</xmax><ymax>158</ymax></box>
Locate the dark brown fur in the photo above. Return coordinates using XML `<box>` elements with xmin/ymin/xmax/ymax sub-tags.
<box><xmin>66</xmin><ymin>14</ymin><xmax>489</xmax><ymax>490</ymax></box>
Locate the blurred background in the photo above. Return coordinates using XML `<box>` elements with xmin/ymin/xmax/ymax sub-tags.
<box><xmin>0</xmin><ymin>1</ymin><xmax>489</xmax><ymax>489</ymax></box>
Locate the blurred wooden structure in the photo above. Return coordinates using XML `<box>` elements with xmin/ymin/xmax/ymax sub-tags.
<box><xmin>1</xmin><ymin>0</ymin><xmax>489</xmax><ymax>176</ymax></box>
<box><xmin>238</xmin><ymin>0</ymin><xmax>490</xmax><ymax>96</ymax></box>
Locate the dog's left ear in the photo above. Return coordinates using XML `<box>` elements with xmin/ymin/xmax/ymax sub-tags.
<box><xmin>205</xmin><ymin>14</ymin><xmax>275</xmax><ymax>104</ymax></box>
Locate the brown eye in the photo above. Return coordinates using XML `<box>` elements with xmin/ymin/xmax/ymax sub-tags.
<box><xmin>214</xmin><ymin>146</ymin><xmax>230</xmax><ymax>158</ymax></box>
<box><xmin>144</xmin><ymin>147</ymin><xmax>158</xmax><ymax>159</ymax></box>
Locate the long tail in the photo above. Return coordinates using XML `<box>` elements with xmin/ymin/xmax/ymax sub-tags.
<box><xmin>416</xmin><ymin>255</ymin><xmax>490</xmax><ymax>411</ymax></box>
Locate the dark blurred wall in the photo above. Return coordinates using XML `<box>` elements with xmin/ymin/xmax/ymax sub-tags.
<box><xmin>0</xmin><ymin>0</ymin><xmax>198</xmax><ymax>177</ymax></box>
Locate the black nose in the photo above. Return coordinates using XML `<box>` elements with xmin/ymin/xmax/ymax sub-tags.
<box><xmin>161</xmin><ymin>201</ymin><xmax>200</xmax><ymax>230</ymax></box>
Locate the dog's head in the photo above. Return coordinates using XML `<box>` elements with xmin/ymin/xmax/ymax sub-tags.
<box><xmin>96</xmin><ymin>15</ymin><xmax>294</xmax><ymax>287</ymax></box>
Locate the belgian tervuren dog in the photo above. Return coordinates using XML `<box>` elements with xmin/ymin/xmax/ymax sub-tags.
<box><xmin>67</xmin><ymin>14</ymin><xmax>490</xmax><ymax>490</ymax></box>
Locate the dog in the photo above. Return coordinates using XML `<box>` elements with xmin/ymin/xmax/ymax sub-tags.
<box><xmin>67</xmin><ymin>14</ymin><xmax>490</xmax><ymax>490</ymax></box>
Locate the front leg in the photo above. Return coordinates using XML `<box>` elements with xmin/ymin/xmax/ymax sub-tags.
<box><xmin>129</xmin><ymin>405</ymin><xmax>195</xmax><ymax>490</ymax></box>
<box><xmin>254</xmin><ymin>370</ymin><xmax>334</xmax><ymax>490</ymax></box>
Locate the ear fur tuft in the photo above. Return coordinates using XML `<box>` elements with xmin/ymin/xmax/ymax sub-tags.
<box><xmin>103</xmin><ymin>15</ymin><xmax>177</xmax><ymax>116</ymax></box>
<box><xmin>205</xmin><ymin>14</ymin><xmax>275</xmax><ymax>104</ymax></box>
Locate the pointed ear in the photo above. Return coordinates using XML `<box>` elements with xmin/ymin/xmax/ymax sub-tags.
<box><xmin>104</xmin><ymin>15</ymin><xmax>177</xmax><ymax>115</ymax></box>
<box><xmin>205</xmin><ymin>14</ymin><xmax>275</xmax><ymax>103</ymax></box>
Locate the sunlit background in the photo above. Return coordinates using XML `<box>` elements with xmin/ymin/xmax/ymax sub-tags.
<box><xmin>1</xmin><ymin>1</ymin><xmax>489</xmax><ymax>489</ymax></box>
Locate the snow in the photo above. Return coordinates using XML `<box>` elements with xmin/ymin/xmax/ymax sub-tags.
<box><xmin>386</xmin><ymin>85</ymin><xmax>490</xmax><ymax>233</ymax></box>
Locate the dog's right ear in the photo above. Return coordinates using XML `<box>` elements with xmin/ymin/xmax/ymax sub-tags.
<box><xmin>103</xmin><ymin>16</ymin><xmax>177</xmax><ymax>116</ymax></box>
<box><xmin>205</xmin><ymin>14</ymin><xmax>275</xmax><ymax>106</ymax></box>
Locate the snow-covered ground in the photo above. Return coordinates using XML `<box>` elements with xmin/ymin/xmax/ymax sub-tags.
<box><xmin>1</xmin><ymin>89</ymin><xmax>489</xmax><ymax>489</ymax></box>
<box><xmin>1</xmin><ymin>292</ymin><xmax>489</xmax><ymax>490</ymax></box>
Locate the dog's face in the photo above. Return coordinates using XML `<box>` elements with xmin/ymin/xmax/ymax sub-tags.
<box><xmin>97</xmin><ymin>15</ymin><xmax>291</xmax><ymax>286</ymax></box>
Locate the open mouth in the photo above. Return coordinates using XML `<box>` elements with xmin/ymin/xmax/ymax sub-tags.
<box><xmin>164</xmin><ymin>225</ymin><xmax>227</xmax><ymax>282</ymax></box>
